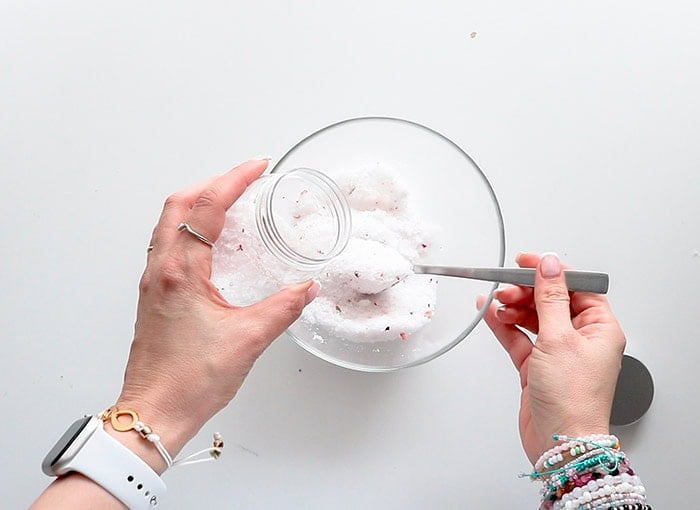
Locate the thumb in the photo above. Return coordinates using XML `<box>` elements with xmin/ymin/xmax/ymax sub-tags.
<box><xmin>534</xmin><ymin>253</ymin><xmax>574</xmax><ymax>336</ymax></box>
<box><xmin>244</xmin><ymin>280</ymin><xmax>320</xmax><ymax>341</ymax></box>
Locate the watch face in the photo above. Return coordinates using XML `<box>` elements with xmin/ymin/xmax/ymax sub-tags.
<box><xmin>42</xmin><ymin>416</ymin><xmax>92</xmax><ymax>475</ymax></box>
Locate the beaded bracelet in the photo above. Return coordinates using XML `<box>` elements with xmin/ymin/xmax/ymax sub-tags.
<box><xmin>578</xmin><ymin>493</ymin><xmax>648</xmax><ymax>509</ymax></box>
<box><xmin>560</xmin><ymin>489</ymin><xmax>646</xmax><ymax>510</ymax></box>
<box><xmin>543</xmin><ymin>458</ymin><xmax>634</xmax><ymax>504</ymax></box>
<box><xmin>529</xmin><ymin>435</ymin><xmax>648</xmax><ymax>510</ymax></box>
<box><xmin>574</xmin><ymin>492</ymin><xmax>647</xmax><ymax>510</ymax></box>
<box><xmin>532</xmin><ymin>449</ymin><xmax>624</xmax><ymax>483</ymax></box>
<box><xmin>99</xmin><ymin>406</ymin><xmax>224</xmax><ymax>469</ymax></box>
<box><xmin>603</xmin><ymin>504</ymin><xmax>652</xmax><ymax>510</ymax></box>
<box><xmin>554</xmin><ymin>474</ymin><xmax>645</xmax><ymax>510</ymax></box>
<box><xmin>539</xmin><ymin>460</ymin><xmax>611</xmax><ymax>505</ymax></box>
<box><xmin>561</xmin><ymin>448</ymin><xmax>628</xmax><ymax>472</ymax></box>
<box><xmin>535</xmin><ymin>435</ymin><xmax>619</xmax><ymax>471</ymax></box>
<box><xmin>545</xmin><ymin>450</ymin><xmax>630</xmax><ymax>497</ymax></box>
<box><xmin>529</xmin><ymin>436</ymin><xmax>625</xmax><ymax>481</ymax></box>
<box><xmin>532</xmin><ymin>438</ymin><xmax>623</xmax><ymax>506</ymax></box>
<box><xmin>539</xmin><ymin>438</ymin><xmax>620</xmax><ymax>471</ymax></box>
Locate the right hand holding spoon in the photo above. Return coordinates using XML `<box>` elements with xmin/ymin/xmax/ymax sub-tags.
<box><xmin>476</xmin><ymin>252</ymin><xmax>626</xmax><ymax>464</ymax></box>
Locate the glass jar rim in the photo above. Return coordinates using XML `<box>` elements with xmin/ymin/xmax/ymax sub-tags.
<box><xmin>255</xmin><ymin>167</ymin><xmax>352</xmax><ymax>270</ymax></box>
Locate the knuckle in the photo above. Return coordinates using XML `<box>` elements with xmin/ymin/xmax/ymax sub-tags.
<box><xmin>560</xmin><ymin>330</ymin><xmax>579</xmax><ymax>344</ymax></box>
<box><xmin>193</xmin><ymin>188</ymin><xmax>221</xmax><ymax>211</ymax></box>
<box><xmin>616</xmin><ymin>330</ymin><xmax>627</xmax><ymax>352</ymax></box>
<box><xmin>156</xmin><ymin>256</ymin><xmax>189</xmax><ymax>291</ymax></box>
<box><xmin>241</xmin><ymin>325</ymin><xmax>270</xmax><ymax>358</ymax></box>
<box><xmin>542</xmin><ymin>330</ymin><xmax>578</xmax><ymax>351</ymax></box>
<box><xmin>138</xmin><ymin>271</ymin><xmax>152</xmax><ymax>294</ymax></box>
<box><xmin>280</xmin><ymin>295</ymin><xmax>305</xmax><ymax>319</ymax></box>
<box><xmin>538</xmin><ymin>284</ymin><xmax>570</xmax><ymax>305</ymax></box>
<box><xmin>164</xmin><ymin>192</ymin><xmax>186</xmax><ymax>210</ymax></box>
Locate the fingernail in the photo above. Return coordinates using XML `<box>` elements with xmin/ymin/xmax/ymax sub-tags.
<box><xmin>475</xmin><ymin>294</ymin><xmax>486</xmax><ymax>310</ymax></box>
<box><xmin>230</xmin><ymin>157</ymin><xmax>272</xmax><ymax>173</ymax></box>
<box><xmin>305</xmin><ymin>281</ymin><xmax>321</xmax><ymax>305</ymax></box>
<box><xmin>515</xmin><ymin>252</ymin><xmax>525</xmax><ymax>264</ymax></box>
<box><xmin>281</xmin><ymin>280</ymin><xmax>312</xmax><ymax>292</ymax></box>
<box><xmin>540</xmin><ymin>252</ymin><xmax>561</xmax><ymax>278</ymax></box>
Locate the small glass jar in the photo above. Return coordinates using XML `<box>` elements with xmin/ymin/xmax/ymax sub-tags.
<box><xmin>211</xmin><ymin>168</ymin><xmax>351</xmax><ymax>306</ymax></box>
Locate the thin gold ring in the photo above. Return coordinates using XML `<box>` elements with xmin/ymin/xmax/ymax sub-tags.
<box><xmin>147</xmin><ymin>245</ymin><xmax>154</xmax><ymax>253</ymax></box>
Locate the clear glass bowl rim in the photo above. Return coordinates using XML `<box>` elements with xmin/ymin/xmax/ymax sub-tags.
<box><xmin>270</xmin><ymin>116</ymin><xmax>506</xmax><ymax>372</ymax></box>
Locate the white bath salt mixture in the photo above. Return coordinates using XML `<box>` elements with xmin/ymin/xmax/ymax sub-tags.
<box><xmin>211</xmin><ymin>187</ymin><xmax>282</xmax><ymax>306</ymax></box>
<box><xmin>336</xmin><ymin>166</ymin><xmax>408</xmax><ymax>212</ymax></box>
<box><xmin>211</xmin><ymin>180</ymin><xmax>335</xmax><ymax>306</ymax></box>
<box><xmin>323</xmin><ymin>239</ymin><xmax>413</xmax><ymax>295</ymax></box>
<box><xmin>301</xmin><ymin>166</ymin><xmax>438</xmax><ymax>343</ymax></box>
<box><xmin>211</xmin><ymin>166</ymin><xmax>438</xmax><ymax>343</ymax></box>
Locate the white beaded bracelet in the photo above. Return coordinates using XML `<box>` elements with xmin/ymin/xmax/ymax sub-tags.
<box><xmin>561</xmin><ymin>488</ymin><xmax>646</xmax><ymax>510</ymax></box>
<box><xmin>578</xmin><ymin>493</ymin><xmax>647</xmax><ymax>510</ymax></box>
<box><xmin>553</xmin><ymin>474</ymin><xmax>646</xmax><ymax>510</ymax></box>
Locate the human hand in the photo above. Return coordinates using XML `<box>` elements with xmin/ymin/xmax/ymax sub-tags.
<box><xmin>477</xmin><ymin>252</ymin><xmax>625</xmax><ymax>465</ymax></box>
<box><xmin>113</xmin><ymin>159</ymin><xmax>320</xmax><ymax>470</ymax></box>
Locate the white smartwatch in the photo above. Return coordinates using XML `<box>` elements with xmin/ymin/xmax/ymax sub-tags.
<box><xmin>42</xmin><ymin>415</ymin><xmax>167</xmax><ymax>509</ymax></box>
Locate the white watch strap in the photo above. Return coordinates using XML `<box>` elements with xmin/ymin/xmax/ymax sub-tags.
<box><xmin>70</xmin><ymin>418</ymin><xmax>167</xmax><ymax>509</ymax></box>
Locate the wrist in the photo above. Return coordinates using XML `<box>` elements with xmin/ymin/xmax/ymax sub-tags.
<box><xmin>116</xmin><ymin>381</ymin><xmax>211</xmax><ymax>443</ymax></box>
<box><xmin>102</xmin><ymin>399</ymin><xmax>196</xmax><ymax>475</ymax></box>
<box><xmin>538</xmin><ymin>412</ymin><xmax>610</xmax><ymax>452</ymax></box>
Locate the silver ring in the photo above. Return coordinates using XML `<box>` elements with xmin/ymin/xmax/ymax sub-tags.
<box><xmin>177</xmin><ymin>222</ymin><xmax>214</xmax><ymax>247</ymax></box>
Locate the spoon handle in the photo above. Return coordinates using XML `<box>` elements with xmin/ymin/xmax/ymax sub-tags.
<box><xmin>413</xmin><ymin>265</ymin><xmax>609</xmax><ymax>294</ymax></box>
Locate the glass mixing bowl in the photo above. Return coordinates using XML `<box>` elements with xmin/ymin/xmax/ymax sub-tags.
<box><xmin>271</xmin><ymin>117</ymin><xmax>505</xmax><ymax>371</ymax></box>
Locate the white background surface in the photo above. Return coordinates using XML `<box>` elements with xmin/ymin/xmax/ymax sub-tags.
<box><xmin>1</xmin><ymin>1</ymin><xmax>698</xmax><ymax>508</ymax></box>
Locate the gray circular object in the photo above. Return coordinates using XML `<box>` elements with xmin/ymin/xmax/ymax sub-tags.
<box><xmin>610</xmin><ymin>354</ymin><xmax>654</xmax><ymax>426</ymax></box>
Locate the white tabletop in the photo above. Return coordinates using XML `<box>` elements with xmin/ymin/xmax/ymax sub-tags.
<box><xmin>2</xmin><ymin>1</ymin><xmax>698</xmax><ymax>508</ymax></box>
